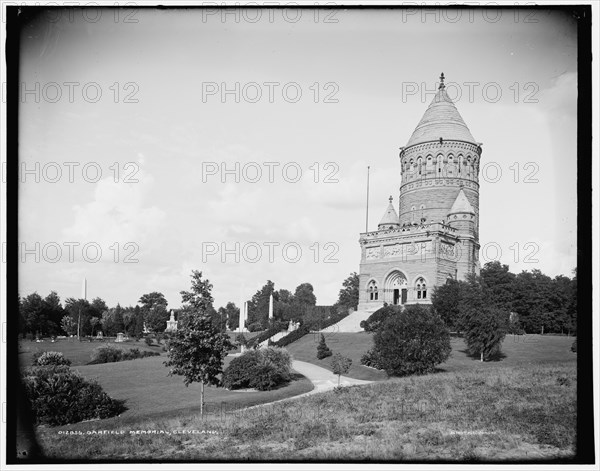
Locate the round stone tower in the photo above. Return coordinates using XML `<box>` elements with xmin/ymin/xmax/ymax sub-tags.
<box><xmin>399</xmin><ymin>74</ymin><xmax>481</xmax><ymax>232</ymax></box>
<box><xmin>357</xmin><ymin>73</ymin><xmax>482</xmax><ymax>312</ymax></box>
<box><xmin>398</xmin><ymin>73</ymin><xmax>481</xmax><ymax>279</ymax></box>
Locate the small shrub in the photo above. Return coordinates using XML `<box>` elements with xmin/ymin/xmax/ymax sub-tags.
<box><xmin>22</xmin><ymin>365</ymin><xmax>126</xmax><ymax>426</ymax></box>
<box><xmin>33</xmin><ymin>351</ymin><xmax>72</xmax><ymax>367</ymax></box>
<box><xmin>571</xmin><ymin>338</ymin><xmax>577</xmax><ymax>353</ymax></box>
<box><xmin>222</xmin><ymin>352</ymin><xmax>259</xmax><ymax>390</ymax></box>
<box><xmin>90</xmin><ymin>345</ymin><xmax>124</xmax><ymax>364</ymax></box>
<box><xmin>247</xmin><ymin>322</ymin><xmax>264</xmax><ymax>333</ymax></box>
<box><xmin>316</xmin><ymin>334</ymin><xmax>332</xmax><ymax>359</ymax></box>
<box><xmin>144</xmin><ymin>337</ymin><xmax>153</xmax><ymax>346</ymax></box>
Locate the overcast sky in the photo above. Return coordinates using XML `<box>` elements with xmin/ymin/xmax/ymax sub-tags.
<box><xmin>17</xmin><ymin>7</ymin><xmax>578</xmax><ymax>309</ymax></box>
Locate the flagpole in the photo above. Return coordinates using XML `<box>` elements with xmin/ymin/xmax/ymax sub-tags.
<box><xmin>365</xmin><ymin>166</ymin><xmax>370</xmax><ymax>232</ymax></box>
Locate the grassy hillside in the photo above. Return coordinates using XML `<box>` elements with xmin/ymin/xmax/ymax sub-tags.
<box><xmin>70</xmin><ymin>355</ymin><xmax>313</xmax><ymax>421</ymax></box>
<box><xmin>287</xmin><ymin>332</ymin><xmax>576</xmax><ymax>380</ymax></box>
<box><xmin>36</xmin><ymin>362</ymin><xmax>576</xmax><ymax>461</ymax></box>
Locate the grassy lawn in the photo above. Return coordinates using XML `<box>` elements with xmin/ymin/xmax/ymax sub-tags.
<box><xmin>66</xmin><ymin>355</ymin><xmax>313</xmax><ymax>422</ymax></box>
<box><xmin>287</xmin><ymin>332</ymin><xmax>576</xmax><ymax>380</ymax></box>
<box><xmin>286</xmin><ymin>332</ymin><xmax>388</xmax><ymax>381</ymax></box>
<box><xmin>36</xmin><ymin>362</ymin><xmax>576</xmax><ymax>461</ymax></box>
<box><xmin>18</xmin><ymin>338</ymin><xmax>164</xmax><ymax>367</ymax></box>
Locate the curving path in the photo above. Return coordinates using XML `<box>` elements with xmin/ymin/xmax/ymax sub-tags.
<box><xmin>228</xmin><ymin>353</ymin><xmax>374</xmax><ymax>409</ymax></box>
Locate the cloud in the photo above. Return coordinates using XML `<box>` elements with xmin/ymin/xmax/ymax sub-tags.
<box><xmin>62</xmin><ymin>155</ymin><xmax>166</xmax><ymax>259</ymax></box>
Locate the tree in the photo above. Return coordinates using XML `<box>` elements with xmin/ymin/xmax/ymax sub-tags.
<box><xmin>431</xmin><ymin>279</ymin><xmax>464</xmax><ymax>331</ymax></box>
<box><xmin>89</xmin><ymin>317</ymin><xmax>100</xmax><ymax>336</ymax></box>
<box><xmin>144</xmin><ymin>305</ymin><xmax>170</xmax><ymax>333</ymax></box>
<box><xmin>42</xmin><ymin>291</ymin><xmax>65</xmax><ymax>336</ymax></box>
<box><xmin>20</xmin><ymin>293</ymin><xmax>44</xmax><ymax>336</ymax></box>
<box><xmin>139</xmin><ymin>292</ymin><xmax>168</xmax><ymax>311</ymax></box>
<box><xmin>372</xmin><ymin>304</ymin><xmax>451</xmax><ymax>376</ymax></box>
<box><xmin>463</xmin><ymin>306</ymin><xmax>509</xmax><ymax>361</ymax></box>
<box><xmin>316</xmin><ymin>334</ymin><xmax>332</xmax><ymax>359</ymax></box>
<box><xmin>180</xmin><ymin>271</ymin><xmax>214</xmax><ymax>312</ymax></box>
<box><xmin>223</xmin><ymin>302</ymin><xmax>240</xmax><ymax>331</ymax></box>
<box><xmin>64</xmin><ymin>298</ymin><xmax>92</xmax><ymax>338</ymax></box>
<box><xmin>294</xmin><ymin>283</ymin><xmax>316</xmax><ymax>307</ymax></box>
<box><xmin>335</xmin><ymin>272</ymin><xmax>359</xmax><ymax>312</ymax></box>
<box><xmin>61</xmin><ymin>315</ymin><xmax>76</xmax><ymax>336</ymax></box>
<box><xmin>164</xmin><ymin>313</ymin><xmax>235</xmax><ymax>416</ymax></box>
<box><xmin>480</xmin><ymin>261</ymin><xmax>515</xmax><ymax>312</ymax></box>
<box><xmin>247</xmin><ymin>280</ymin><xmax>276</xmax><ymax>329</ymax></box>
<box><xmin>331</xmin><ymin>353</ymin><xmax>352</xmax><ymax>387</ymax></box>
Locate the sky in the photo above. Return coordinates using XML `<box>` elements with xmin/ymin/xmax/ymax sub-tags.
<box><xmin>15</xmin><ymin>6</ymin><xmax>579</xmax><ymax>309</ymax></box>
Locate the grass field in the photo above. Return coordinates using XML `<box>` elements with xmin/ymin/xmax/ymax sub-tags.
<box><xmin>26</xmin><ymin>333</ymin><xmax>578</xmax><ymax>461</ymax></box>
<box><xmin>287</xmin><ymin>332</ymin><xmax>576</xmax><ymax>380</ymax></box>
<box><xmin>18</xmin><ymin>338</ymin><xmax>164</xmax><ymax>367</ymax></box>
<box><xmin>35</xmin><ymin>362</ymin><xmax>576</xmax><ymax>461</ymax></box>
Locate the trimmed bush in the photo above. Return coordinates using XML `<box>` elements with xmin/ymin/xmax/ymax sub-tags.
<box><xmin>89</xmin><ymin>345</ymin><xmax>159</xmax><ymax>364</ymax></box>
<box><xmin>361</xmin><ymin>304</ymin><xmax>402</xmax><ymax>333</ymax></box>
<box><xmin>571</xmin><ymin>338</ymin><xmax>577</xmax><ymax>353</ymax></box>
<box><xmin>90</xmin><ymin>345</ymin><xmax>123</xmax><ymax>364</ymax></box>
<box><xmin>316</xmin><ymin>334</ymin><xmax>332</xmax><ymax>359</ymax></box>
<box><xmin>247</xmin><ymin>325</ymin><xmax>280</xmax><ymax>348</ymax></box>
<box><xmin>372</xmin><ymin>304</ymin><xmax>451</xmax><ymax>376</ymax></box>
<box><xmin>274</xmin><ymin>325</ymin><xmax>310</xmax><ymax>347</ymax></box>
<box><xmin>33</xmin><ymin>351</ymin><xmax>72</xmax><ymax>367</ymax></box>
<box><xmin>222</xmin><ymin>347</ymin><xmax>292</xmax><ymax>391</ymax></box>
<box><xmin>22</xmin><ymin>365</ymin><xmax>126</xmax><ymax>426</ymax></box>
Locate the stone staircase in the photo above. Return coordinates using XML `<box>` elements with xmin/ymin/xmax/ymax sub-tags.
<box><xmin>258</xmin><ymin>330</ymin><xmax>290</xmax><ymax>348</ymax></box>
<box><xmin>316</xmin><ymin>309</ymin><xmax>377</xmax><ymax>333</ymax></box>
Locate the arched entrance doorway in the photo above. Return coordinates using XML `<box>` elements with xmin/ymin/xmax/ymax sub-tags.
<box><xmin>384</xmin><ymin>270</ymin><xmax>408</xmax><ymax>305</ymax></box>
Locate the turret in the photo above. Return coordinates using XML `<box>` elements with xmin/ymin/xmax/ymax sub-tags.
<box><xmin>447</xmin><ymin>188</ymin><xmax>476</xmax><ymax>235</ymax></box>
<box><xmin>378</xmin><ymin>196</ymin><xmax>400</xmax><ymax>230</ymax></box>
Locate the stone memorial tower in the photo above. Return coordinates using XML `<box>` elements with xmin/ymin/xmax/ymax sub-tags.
<box><xmin>357</xmin><ymin>73</ymin><xmax>482</xmax><ymax>311</ymax></box>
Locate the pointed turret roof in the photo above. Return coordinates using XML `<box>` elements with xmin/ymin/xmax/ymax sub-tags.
<box><xmin>405</xmin><ymin>73</ymin><xmax>477</xmax><ymax>148</ymax></box>
<box><xmin>448</xmin><ymin>188</ymin><xmax>475</xmax><ymax>214</ymax></box>
<box><xmin>378</xmin><ymin>196</ymin><xmax>400</xmax><ymax>228</ymax></box>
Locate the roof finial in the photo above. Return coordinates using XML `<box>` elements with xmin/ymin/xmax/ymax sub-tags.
<box><xmin>389</xmin><ymin>195</ymin><xmax>393</xmax><ymax>204</ymax></box>
<box><xmin>439</xmin><ymin>72</ymin><xmax>445</xmax><ymax>89</ymax></box>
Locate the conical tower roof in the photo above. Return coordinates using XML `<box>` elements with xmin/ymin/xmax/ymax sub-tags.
<box><xmin>448</xmin><ymin>188</ymin><xmax>475</xmax><ymax>215</ymax></box>
<box><xmin>378</xmin><ymin>196</ymin><xmax>400</xmax><ymax>228</ymax></box>
<box><xmin>405</xmin><ymin>74</ymin><xmax>477</xmax><ymax>148</ymax></box>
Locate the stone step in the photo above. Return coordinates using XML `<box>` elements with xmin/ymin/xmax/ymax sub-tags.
<box><xmin>258</xmin><ymin>330</ymin><xmax>290</xmax><ymax>347</ymax></box>
<box><xmin>317</xmin><ymin>309</ymin><xmax>374</xmax><ymax>333</ymax></box>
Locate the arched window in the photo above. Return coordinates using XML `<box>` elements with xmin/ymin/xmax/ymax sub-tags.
<box><xmin>368</xmin><ymin>280</ymin><xmax>379</xmax><ymax>301</ymax></box>
<box><xmin>415</xmin><ymin>277</ymin><xmax>427</xmax><ymax>299</ymax></box>
<box><xmin>419</xmin><ymin>204</ymin><xmax>426</xmax><ymax>220</ymax></box>
<box><xmin>411</xmin><ymin>205</ymin><xmax>416</xmax><ymax>222</ymax></box>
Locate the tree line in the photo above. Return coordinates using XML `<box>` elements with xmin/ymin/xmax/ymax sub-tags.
<box><xmin>432</xmin><ymin>261</ymin><xmax>577</xmax><ymax>335</ymax></box>
<box><xmin>17</xmin><ymin>271</ymin><xmax>361</xmax><ymax>338</ymax></box>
